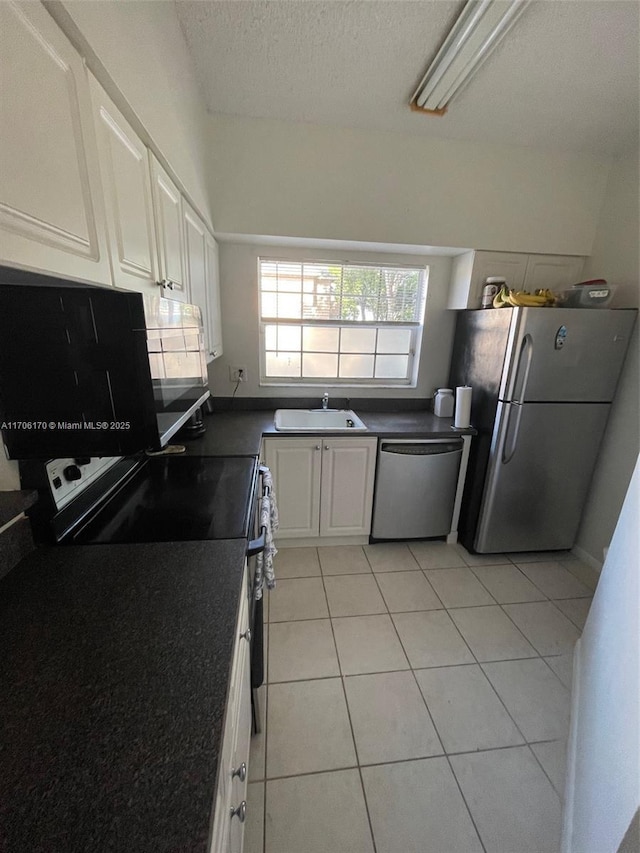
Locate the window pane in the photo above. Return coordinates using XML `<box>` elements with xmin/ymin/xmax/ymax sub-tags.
<box><xmin>277</xmin><ymin>325</ymin><xmax>301</xmax><ymax>350</ymax></box>
<box><xmin>340</xmin><ymin>354</ymin><xmax>375</xmax><ymax>378</ymax></box>
<box><xmin>375</xmin><ymin>355</ymin><xmax>409</xmax><ymax>379</ymax></box>
<box><xmin>377</xmin><ymin>328</ymin><xmax>412</xmax><ymax>354</ymax></box>
<box><xmin>276</xmin><ymin>293</ymin><xmax>302</xmax><ymax>319</ymax></box>
<box><xmin>261</xmin><ymin>292</ymin><xmax>278</xmax><ymax>317</ymax></box>
<box><xmin>302</xmin><ymin>353</ymin><xmax>339</xmax><ymax>378</ymax></box>
<box><xmin>265</xmin><ymin>352</ymin><xmax>301</xmax><ymax>377</ymax></box>
<box><xmin>341</xmin><ymin>327</ymin><xmax>376</xmax><ymax>353</ymax></box>
<box><xmin>265</xmin><ymin>324</ymin><xmax>278</xmax><ymax>349</ymax></box>
<box><xmin>302</xmin><ymin>292</ymin><xmax>340</xmax><ymax>321</ymax></box>
<box><xmin>303</xmin><ymin>327</ymin><xmax>339</xmax><ymax>352</ymax></box>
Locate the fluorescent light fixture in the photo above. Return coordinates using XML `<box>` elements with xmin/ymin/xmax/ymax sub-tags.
<box><xmin>410</xmin><ymin>0</ymin><xmax>530</xmax><ymax>115</ymax></box>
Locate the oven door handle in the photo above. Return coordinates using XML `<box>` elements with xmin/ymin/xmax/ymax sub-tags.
<box><xmin>247</xmin><ymin>464</ymin><xmax>271</xmax><ymax>556</ymax></box>
<box><xmin>247</xmin><ymin>526</ymin><xmax>267</xmax><ymax>557</ymax></box>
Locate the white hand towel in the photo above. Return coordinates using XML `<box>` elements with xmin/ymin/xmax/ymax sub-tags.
<box><xmin>254</xmin><ymin>467</ymin><xmax>279</xmax><ymax>600</ymax></box>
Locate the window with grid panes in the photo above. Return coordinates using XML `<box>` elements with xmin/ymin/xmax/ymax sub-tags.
<box><xmin>259</xmin><ymin>259</ymin><xmax>427</xmax><ymax>385</ymax></box>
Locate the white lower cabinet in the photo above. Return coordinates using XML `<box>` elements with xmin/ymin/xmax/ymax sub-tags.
<box><xmin>263</xmin><ymin>437</ymin><xmax>378</xmax><ymax>539</ymax></box>
<box><xmin>210</xmin><ymin>567</ymin><xmax>251</xmax><ymax>853</ymax></box>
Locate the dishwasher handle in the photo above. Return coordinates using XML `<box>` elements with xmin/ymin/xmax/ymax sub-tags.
<box><xmin>380</xmin><ymin>441</ymin><xmax>462</xmax><ymax>456</ymax></box>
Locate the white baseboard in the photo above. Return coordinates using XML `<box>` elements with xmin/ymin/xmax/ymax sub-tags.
<box><xmin>562</xmin><ymin>637</ymin><xmax>582</xmax><ymax>853</ymax></box>
<box><xmin>275</xmin><ymin>535</ymin><xmax>370</xmax><ymax>548</ymax></box>
<box><xmin>569</xmin><ymin>545</ymin><xmax>602</xmax><ymax>590</ymax></box>
<box><xmin>570</xmin><ymin>544</ymin><xmax>602</xmax><ymax>572</ymax></box>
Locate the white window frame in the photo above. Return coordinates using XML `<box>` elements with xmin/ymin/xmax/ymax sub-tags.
<box><xmin>258</xmin><ymin>258</ymin><xmax>428</xmax><ymax>388</ymax></box>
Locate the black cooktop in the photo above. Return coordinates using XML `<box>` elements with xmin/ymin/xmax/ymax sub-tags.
<box><xmin>69</xmin><ymin>455</ymin><xmax>258</xmax><ymax>545</ymax></box>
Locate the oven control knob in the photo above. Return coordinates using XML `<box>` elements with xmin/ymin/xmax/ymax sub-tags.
<box><xmin>74</xmin><ymin>457</ymin><xmax>91</xmax><ymax>466</ymax></box>
<box><xmin>63</xmin><ymin>464</ymin><xmax>82</xmax><ymax>482</ymax></box>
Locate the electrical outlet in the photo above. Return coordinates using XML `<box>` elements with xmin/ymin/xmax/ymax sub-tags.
<box><xmin>229</xmin><ymin>366</ymin><xmax>247</xmax><ymax>383</ymax></box>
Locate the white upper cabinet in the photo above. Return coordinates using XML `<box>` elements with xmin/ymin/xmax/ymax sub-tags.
<box><xmin>89</xmin><ymin>75</ymin><xmax>159</xmax><ymax>292</ymax></box>
<box><xmin>182</xmin><ymin>200</ymin><xmax>208</xmax><ymax>338</ymax></box>
<box><xmin>523</xmin><ymin>255</ymin><xmax>585</xmax><ymax>291</ymax></box>
<box><xmin>0</xmin><ymin>1</ymin><xmax>110</xmax><ymax>283</ymax></box>
<box><xmin>150</xmin><ymin>154</ymin><xmax>189</xmax><ymax>302</ymax></box>
<box><xmin>448</xmin><ymin>250</ymin><xmax>584</xmax><ymax>309</ymax></box>
<box><xmin>205</xmin><ymin>231</ymin><xmax>224</xmax><ymax>360</ymax></box>
<box><xmin>183</xmin><ymin>201</ymin><xmax>224</xmax><ymax>361</ymax></box>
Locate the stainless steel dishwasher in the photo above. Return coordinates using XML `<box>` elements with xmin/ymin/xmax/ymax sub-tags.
<box><xmin>371</xmin><ymin>439</ymin><xmax>463</xmax><ymax>539</ymax></box>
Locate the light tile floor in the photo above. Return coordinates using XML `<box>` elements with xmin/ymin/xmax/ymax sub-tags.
<box><xmin>246</xmin><ymin>542</ymin><xmax>592</xmax><ymax>853</ymax></box>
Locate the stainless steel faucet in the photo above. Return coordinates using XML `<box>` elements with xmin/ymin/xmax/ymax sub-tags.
<box><xmin>322</xmin><ymin>392</ymin><xmax>329</xmax><ymax>410</ymax></box>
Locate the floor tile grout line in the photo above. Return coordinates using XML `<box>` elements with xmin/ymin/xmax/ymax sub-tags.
<box><xmin>445</xmin><ymin>752</ymin><xmax>489</xmax><ymax>853</ymax></box>
<box><xmin>421</xmin><ymin>596</ymin><xmax>542</xmax><ymax>754</ymax></box>
<box><xmin>262</xmin><ymin>736</ymin><xmax>571</xmax><ymax>782</ymax></box>
<box><xmin>320</xmin><ymin>558</ymin><xmax>379</xmax><ymax>853</ymax></box>
<box><xmin>539</xmin><ymin>653</ymin><xmax>575</xmax><ymax>690</ymax></box>
<box><xmin>495</xmin><ymin>598</ymin><xmax>581</xmax><ymax>660</ymax></box>
<box><xmin>447</xmin><ymin>597</ymin><xmax>540</xmax><ymax>660</ymax></box>
<box><xmin>527</xmin><ymin>741</ymin><xmax>566</xmax><ymax>801</ymax></box>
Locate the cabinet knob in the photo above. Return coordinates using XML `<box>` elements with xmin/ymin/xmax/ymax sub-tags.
<box><xmin>315</xmin><ymin>445</ymin><xmax>321</xmax><ymax>451</ymax></box>
<box><xmin>240</xmin><ymin>628</ymin><xmax>251</xmax><ymax>642</ymax></box>
<box><xmin>324</xmin><ymin>445</ymin><xmax>330</xmax><ymax>450</ymax></box>
<box><xmin>232</xmin><ymin>762</ymin><xmax>247</xmax><ymax>782</ymax></box>
<box><xmin>230</xmin><ymin>801</ymin><xmax>247</xmax><ymax>823</ymax></box>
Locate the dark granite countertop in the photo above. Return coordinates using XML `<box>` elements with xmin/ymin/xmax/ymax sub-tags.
<box><xmin>0</xmin><ymin>488</ymin><xmax>38</xmax><ymax>528</ymax></box>
<box><xmin>181</xmin><ymin>409</ymin><xmax>475</xmax><ymax>457</ymax></box>
<box><xmin>0</xmin><ymin>539</ymin><xmax>247</xmax><ymax>853</ymax></box>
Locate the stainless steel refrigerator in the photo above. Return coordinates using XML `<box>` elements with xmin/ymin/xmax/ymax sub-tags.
<box><xmin>449</xmin><ymin>307</ymin><xmax>636</xmax><ymax>553</ymax></box>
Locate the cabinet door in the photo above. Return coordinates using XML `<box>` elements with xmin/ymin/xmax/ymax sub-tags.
<box><xmin>149</xmin><ymin>154</ymin><xmax>188</xmax><ymax>301</ymax></box>
<box><xmin>523</xmin><ymin>255</ymin><xmax>584</xmax><ymax>291</ymax></box>
<box><xmin>209</xmin><ymin>567</ymin><xmax>251</xmax><ymax>853</ymax></box>
<box><xmin>89</xmin><ymin>75</ymin><xmax>159</xmax><ymax>292</ymax></box>
<box><xmin>228</xmin><ymin>588</ymin><xmax>251</xmax><ymax>853</ymax></box>
<box><xmin>468</xmin><ymin>252</ymin><xmax>528</xmax><ymax>308</ymax></box>
<box><xmin>205</xmin><ymin>231</ymin><xmax>224</xmax><ymax>360</ymax></box>
<box><xmin>263</xmin><ymin>438</ymin><xmax>322</xmax><ymax>538</ymax></box>
<box><xmin>0</xmin><ymin>1</ymin><xmax>110</xmax><ymax>284</ymax></box>
<box><xmin>183</xmin><ymin>200</ymin><xmax>209</xmax><ymax>345</ymax></box>
<box><xmin>320</xmin><ymin>438</ymin><xmax>378</xmax><ymax>537</ymax></box>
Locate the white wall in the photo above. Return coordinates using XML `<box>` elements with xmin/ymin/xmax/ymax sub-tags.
<box><xmin>563</xmin><ymin>457</ymin><xmax>639</xmax><ymax>853</ymax></box>
<box><xmin>207</xmin><ymin>113</ymin><xmax>610</xmax><ymax>255</ymax></box>
<box><xmin>574</xmin><ymin>149</ymin><xmax>640</xmax><ymax>568</ymax></box>
<box><xmin>48</xmin><ymin>0</ymin><xmax>213</xmax><ymax>225</ymax></box>
<box><xmin>208</xmin><ymin>242</ymin><xmax>455</xmax><ymax>401</ymax></box>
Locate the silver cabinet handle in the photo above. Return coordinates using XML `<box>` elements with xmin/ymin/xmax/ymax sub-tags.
<box><xmin>324</xmin><ymin>444</ymin><xmax>330</xmax><ymax>450</ymax></box>
<box><xmin>240</xmin><ymin>628</ymin><xmax>251</xmax><ymax>642</ymax></box>
<box><xmin>315</xmin><ymin>445</ymin><xmax>321</xmax><ymax>451</ymax></box>
<box><xmin>232</xmin><ymin>762</ymin><xmax>247</xmax><ymax>782</ymax></box>
<box><xmin>230</xmin><ymin>801</ymin><xmax>246</xmax><ymax>823</ymax></box>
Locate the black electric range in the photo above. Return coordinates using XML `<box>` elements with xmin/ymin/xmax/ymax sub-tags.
<box><xmin>67</xmin><ymin>455</ymin><xmax>258</xmax><ymax>545</ymax></box>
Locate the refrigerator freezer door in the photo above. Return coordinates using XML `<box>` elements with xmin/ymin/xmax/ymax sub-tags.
<box><xmin>475</xmin><ymin>401</ymin><xmax>610</xmax><ymax>553</ymax></box>
<box><xmin>501</xmin><ymin>308</ymin><xmax>636</xmax><ymax>403</ymax></box>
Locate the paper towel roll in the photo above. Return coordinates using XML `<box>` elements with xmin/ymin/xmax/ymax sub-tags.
<box><xmin>454</xmin><ymin>386</ymin><xmax>472</xmax><ymax>429</ymax></box>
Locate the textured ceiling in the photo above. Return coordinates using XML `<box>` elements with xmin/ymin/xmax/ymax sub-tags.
<box><xmin>175</xmin><ymin>0</ymin><xmax>640</xmax><ymax>155</ymax></box>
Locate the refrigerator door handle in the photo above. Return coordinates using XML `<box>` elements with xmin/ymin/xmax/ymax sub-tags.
<box><xmin>511</xmin><ymin>334</ymin><xmax>533</xmax><ymax>403</ymax></box>
<box><xmin>501</xmin><ymin>403</ymin><xmax>523</xmax><ymax>464</ymax></box>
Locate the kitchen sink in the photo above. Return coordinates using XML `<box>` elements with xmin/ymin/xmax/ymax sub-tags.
<box><xmin>274</xmin><ymin>409</ymin><xmax>368</xmax><ymax>431</ymax></box>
